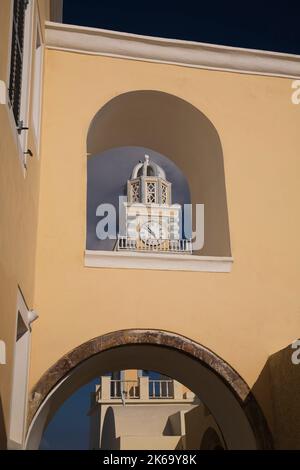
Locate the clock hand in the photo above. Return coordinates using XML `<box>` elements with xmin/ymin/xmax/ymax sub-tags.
<box><xmin>147</xmin><ymin>227</ymin><xmax>156</xmax><ymax>238</ymax></box>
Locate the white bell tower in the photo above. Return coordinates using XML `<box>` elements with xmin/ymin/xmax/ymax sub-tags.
<box><xmin>116</xmin><ymin>155</ymin><xmax>192</xmax><ymax>253</ymax></box>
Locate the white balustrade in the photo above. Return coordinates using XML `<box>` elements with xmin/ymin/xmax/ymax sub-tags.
<box><xmin>110</xmin><ymin>380</ymin><xmax>140</xmax><ymax>399</ymax></box>
<box><xmin>149</xmin><ymin>380</ymin><xmax>174</xmax><ymax>399</ymax></box>
<box><xmin>117</xmin><ymin>236</ymin><xmax>192</xmax><ymax>253</ymax></box>
<box><xmin>98</xmin><ymin>377</ymin><xmax>185</xmax><ymax>401</ymax></box>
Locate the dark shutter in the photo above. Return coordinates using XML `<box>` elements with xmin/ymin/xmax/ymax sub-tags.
<box><xmin>8</xmin><ymin>0</ymin><xmax>28</xmax><ymax>128</ymax></box>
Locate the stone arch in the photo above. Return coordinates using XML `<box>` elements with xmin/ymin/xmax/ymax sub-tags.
<box><xmin>26</xmin><ymin>330</ymin><xmax>272</xmax><ymax>450</ymax></box>
<box><xmin>86</xmin><ymin>90</ymin><xmax>231</xmax><ymax>256</ymax></box>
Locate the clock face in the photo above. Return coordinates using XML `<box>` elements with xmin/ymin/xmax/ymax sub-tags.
<box><xmin>139</xmin><ymin>221</ymin><xmax>168</xmax><ymax>245</ymax></box>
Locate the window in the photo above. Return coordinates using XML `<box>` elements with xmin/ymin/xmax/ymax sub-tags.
<box><xmin>8</xmin><ymin>0</ymin><xmax>33</xmax><ymax>159</ymax></box>
<box><xmin>32</xmin><ymin>14</ymin><xmax>43</xmax><ymax>154</ymax></box>
<box><xmin>161</xmin><ymin>183</ymin><xmax>168</xmax><ymax>204</ymax></box>
<box><xmin>146</xmin><ymin>181</ymin><xmax>157</xmax><ymax>203</ymax></box>
<box><xmin>130</xmin><ymin>181</ymin><xmax>140</xmax><ymax>202</ymax></box>
<box><xmin>8</xmin><ymin>0</ymin><xmax>28</xmax><ymax>127</ymax></box>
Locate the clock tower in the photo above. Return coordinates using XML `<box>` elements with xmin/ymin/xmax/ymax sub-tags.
<box><xmin>116</xmin><ymin>155</ymin><xmax>192</xmax><ymax>253</ymax></box>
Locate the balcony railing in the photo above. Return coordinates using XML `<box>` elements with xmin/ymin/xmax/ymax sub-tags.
<box><xmin>149</xmin><ymin>380</ymin><xmax>174</xmax><ymax>399</ymax></box>
<box><xmin>110</xmin><ymin>380</ymin><xmax>140</xmax><ymax>399</ymax></box>
<box><xmin>97</xmin><ymin>376</ymin><xmax>192</xmax><ymax>402</ymax></box>
<box><xmin>117</xmin><ymin>236</ymin><xmax>192</xmax><ymax>254</ymax></box>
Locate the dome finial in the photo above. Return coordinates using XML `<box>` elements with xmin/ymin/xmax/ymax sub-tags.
<box><xmin>143</xmin><ymin>154</ymin><xmax>150</xmax><ymax>175</ymax></box>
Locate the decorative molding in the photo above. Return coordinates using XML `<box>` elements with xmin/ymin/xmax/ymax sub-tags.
<box><xmin>84</xmin><ymin>250</ymin><xmax>233</xmax><ymax>272</ymax></box>
<box><xmin>45</xmin><ymin>22</ymin><xmax>300</xmax><ymax>79</ymax></box>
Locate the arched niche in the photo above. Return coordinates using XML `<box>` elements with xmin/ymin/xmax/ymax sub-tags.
<box><xmin>87</xmin><ymin>91</ymin><xmax>231</xmax><ymax>256</ymax></box>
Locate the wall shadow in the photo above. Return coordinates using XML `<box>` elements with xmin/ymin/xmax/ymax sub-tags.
<box><xmin>251</xmin><ymin>342</ymin><xmax>300</xmax><ymax>449</ymax></box>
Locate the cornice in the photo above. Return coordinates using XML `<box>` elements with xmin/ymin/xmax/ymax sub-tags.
<box><xmin>45</xmin><ymin>21</ymin><xmax>300</xmax><ymax>79</ymax></box>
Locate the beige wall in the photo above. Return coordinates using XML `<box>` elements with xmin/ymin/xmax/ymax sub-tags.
<box><xmin>123</xmin><ymin>370</ymin><xmax>138</xmax><ymax>381</ymax></box>
<box><xmin>0</xmin><ymin>0</ymin><xmax>50</xmax><ymax>446</ymax></box>
<box><xmin>30</xmin><ymin>47</ymin><xmax>300</xmax><ymax>397</ymax></box>
<box><xmin>100</xmin><ymin>404</ymin><xmax>193</xmax><ymax>450</ymax></box>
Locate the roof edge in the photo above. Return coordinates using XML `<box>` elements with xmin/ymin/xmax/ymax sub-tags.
<box><xmin>45</xmin><ymin>21</ymin><xmax>300</xmax><ymax>79</ymax></box>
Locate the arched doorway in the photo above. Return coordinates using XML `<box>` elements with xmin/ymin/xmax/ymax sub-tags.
<box><xmin>26</xmin><ymin>330</ymin><xmax>272</xmax><ymax>449</ymax></box>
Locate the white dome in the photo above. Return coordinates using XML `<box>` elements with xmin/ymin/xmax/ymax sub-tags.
<box><xmin>131</xmin><ymin>154</ymin><xmax>166</xmax><ymax>179</ymax></box>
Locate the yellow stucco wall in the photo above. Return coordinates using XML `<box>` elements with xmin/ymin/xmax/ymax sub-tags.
<box><xmin>0</xmin><ymin>0</ymin><xmax>49</xmax><ymax>440</ymax></box>
<box><xmin>30</xmin><ymin>47</ymin><xmax>300</xmax><ymax>397</ymax></box>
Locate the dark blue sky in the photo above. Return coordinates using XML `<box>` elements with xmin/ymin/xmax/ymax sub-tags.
<box><xmin>63</xmin><ymin>0</ymin><xmax>300</xmax><ymax>55</ymax></box>
<box><xmin>40</xmin><ymin>372</ymin><xmax>165</xmax><ymax>449</ymax></box>
<box><xmin>40</xmin><ymin>379</ymin><xmax>99</xmax><ymax>450</ymax></box>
